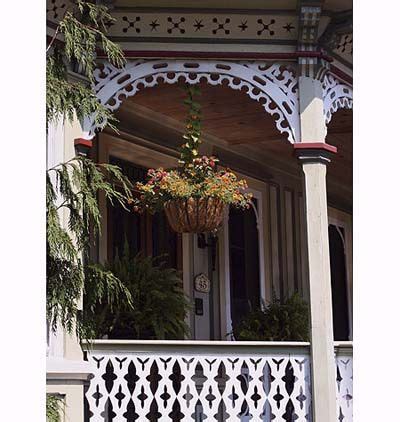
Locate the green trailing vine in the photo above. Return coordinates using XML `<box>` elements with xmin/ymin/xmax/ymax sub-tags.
<box><xmin>132</xmin><ymin>85</ymin><xmax>253</xmax><ymax>214</ymax></box>
<box><xmin>178</xmin><ymin>85</ymin><xmax>203</xmax><ymax>167</ymax></box>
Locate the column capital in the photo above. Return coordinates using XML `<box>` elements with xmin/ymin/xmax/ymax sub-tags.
<box><xmin>74</xmin><ymin>138</ymin><xmax>93</xmax><ymax>156</ymax></box>
<box><xmin>294</xmin><ymin>142</ymin><xmax>337</xmax><ymax>164</ymax></box>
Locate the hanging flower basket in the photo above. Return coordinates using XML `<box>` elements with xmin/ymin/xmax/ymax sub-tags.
<box><xmin>164</xmin><ymin>197</ymin><xmax>225</xmax><ymax>233</ymax></box>
<box><xmin>132</xmin><ymin>85</ymin><xmax>252</xmax><ymax>234</ymax></box>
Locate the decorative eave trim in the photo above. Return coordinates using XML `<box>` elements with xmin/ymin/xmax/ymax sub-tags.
<box><xmin>48</xmin><ymin>7</ymin><xmax>301</xmax><ymax>42</ymax></box>
<box><xmin>322</xmin><ymin>73</ymin><xmax>353</xmax><ymax>124</ymax></box>
<box><xmin>86</xmin><ymin>59</ymin><xmax>300</xmax><ymax>143</ymax></box>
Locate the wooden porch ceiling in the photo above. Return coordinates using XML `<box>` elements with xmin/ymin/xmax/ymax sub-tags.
<box><xmin>326</xmin><ymin>109</ymin><xmax>353</xmax><ymax>190</ymax></box>
<box><xmin>114</xmin><ymin>81</ymin><xmax>352</xmax><ymax>207</ymax></box>
<box><xmin>127</xmin><ymin>82</ymin><xmax>285</xmax><ymax>145</ymax></box>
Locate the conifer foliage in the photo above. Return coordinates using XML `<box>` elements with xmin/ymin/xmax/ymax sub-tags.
<box><xmin>46</xmin><ymin>157</ymin><xmax>133</xmax><ymax>339</ymax></box>
<box><xmin>47</xmin><ymin>0</ymin><xmax>125</xmax><ymax>130</ymax></box>
<box><xmin>46</xmin><ymin>1</ymin><xmax>132</xmax><ymax>340</ymax></box>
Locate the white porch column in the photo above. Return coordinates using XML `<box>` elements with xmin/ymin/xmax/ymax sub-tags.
<box><xmin>295</xmin><ymin>76</ymin><xmax>338</xmax><ymax>422</ymax></box>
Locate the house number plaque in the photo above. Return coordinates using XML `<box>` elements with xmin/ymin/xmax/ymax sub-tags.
<box><xmin>194</xmin><ymin>273</ymin><xmax>210</xmax><ymax>293</ymax></box>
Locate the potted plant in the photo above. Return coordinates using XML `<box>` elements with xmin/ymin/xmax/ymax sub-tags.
<box><xmin>85</xmin><ymin>240</ymin><xmax>191</xmax><ymax>340</ymax></box>
<box><xmin>132</xmin><ymin>85</ymin><xmax>252</xmax><ymax>233</ymax></box>
<box><xmin>232</xmin><ymin>292</ymin><xmax>309</xmax><ymax>341</ymax></box>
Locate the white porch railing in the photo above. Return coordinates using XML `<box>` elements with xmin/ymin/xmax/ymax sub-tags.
<box><xmin>335</xmin><ymin>342</ymin><xmax>353</xmax><ymax>422</ymax></box>
<box><xmin>84</xmin><ymin>341</ymin><xmax>312</xmax><ymax>421</ymax></box>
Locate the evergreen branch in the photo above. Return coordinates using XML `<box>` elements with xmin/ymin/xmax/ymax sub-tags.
<box><xmin>46</xmin><ymin>2</ymin><xmax>134</xmax><ymax>342</ymax></box>
<box><xmin>59</xmin><ymin>5</ymin><xmax>125</xmax><ymax>82</ymax></box>
<box><xmin>46</xmin><ymin>1</ymin><xmax>125</xmax><ymax>131</ymax></box>
<box><xmin>47</xmin><ymin>55</ymin><xmax>118</xmax><ymax>130</ymax></box>
<box><xmin>46</xmin><ymin>25</ymin><xmax>61</xmax><ymax>54</ymax></box>
<box><xmin>47</xmin><ymin>155</ymin><xmax>133</xmax><ymax>339</ymax></box>
<box><xmin>46</xmin><ymin>3</ymin><xmax>71</xmax><ymax>54</ymax></box>
<box><xmin>46</xmin><ymin>395</ymin><xmax>63</xmax><ymax>422</ymax></box>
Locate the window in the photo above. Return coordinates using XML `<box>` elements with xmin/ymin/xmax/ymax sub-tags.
<box><xmin>329</xmin><ymin>224</ymin><xmax>350</xmax><ymax>341</ymax></box>
<box><xmin>328</xmin><ymin>207</ymin><xmax>353</xmax><ymax>341</ymax></box>
<box><xmin>228</xmin><ymin>198</ymin><xmax>260</xmax><ymax>330</ymax></box>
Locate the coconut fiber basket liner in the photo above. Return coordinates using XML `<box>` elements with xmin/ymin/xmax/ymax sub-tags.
<box><xmin>164</xmin><ymin>197</ymin><xmax>226</xmax><ymax>233</ymax></box>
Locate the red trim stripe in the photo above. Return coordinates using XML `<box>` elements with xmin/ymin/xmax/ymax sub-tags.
<box><xmin>74</xmin><ymin>138</ymin><xmax>93</xmax><ymax>148</ymax></box>
<box><xmin>96</xmin><ymin>49</ymin><xmax>333</xmax><ymax>62</ymax></box>
<box><xmin>293</xmin><ymin>142</ymin><xmax>337</xmax><ymax>154</ymax></box>
<box><xmin>47</xmin><ymin>33</ymin><xmax>352</xmax><ymax>84</ymax></box>
<box><xmin>330</xmin><ymin>65</ymin><xmax>353</xmax><ymax>85</ymax></box>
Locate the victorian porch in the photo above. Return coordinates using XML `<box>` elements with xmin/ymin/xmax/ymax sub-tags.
<box><xmin>46</xmin><ymin>1</ymin><xmax>353</xmax><ymax>422</ymax></box>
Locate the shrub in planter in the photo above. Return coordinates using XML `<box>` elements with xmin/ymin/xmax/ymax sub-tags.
<box><xmin>132</xmin><ymin>85</ymin><xmax>252</xmax><ymax>233</ymax></box>
<box><xmin>232</xmin><ymin>292</ymin><xmax>309</xmax><ymax>342</ymax></box>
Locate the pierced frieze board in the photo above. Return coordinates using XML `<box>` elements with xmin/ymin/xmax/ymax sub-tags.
<box><xmin>86</xmin><ymin>60</ymin><xmax>300</xmax><ymax>143</ymax></box>
<box><xmin>46</xmin><ymin>0</ymin><xmax>71</xmax><ymax>23</ymax></box>
<box><xmin>335</xmin><ymin>353</ymin><xmax>353</xmax><ymax>422</ymax></box>
<box><xmin>106</xmin><ymin>12</ymin><xmax>298</xmax><ymax>42</ymax></box>
<box><xmin>46</xmin><ymin>2</ymin><xmax>299</xmax><ymax>42</ymax></box>
<box><xmin>332</xmin><ymin>34</ymin><xmax>353</xmax><ymax>65</ymax></box>
<box><xmin>322</xmin><ymin>73</ymin><xmax>353</xmax><ymax>124</ymax></box>
<box><xmin>86</xmin><ymin>350</ymin><xmax>312</xmax><ymax>421</ymax></box>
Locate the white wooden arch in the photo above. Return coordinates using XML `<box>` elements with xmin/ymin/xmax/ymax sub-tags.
<box><xmin>322</xmin><ymin>73</ymin><xmax>353</xmax><ymax>124</ymax></box>
<box><xmin>83</xmin><ymin>59</ymin><xmax>300</xmax><ymax>143</ymax></box>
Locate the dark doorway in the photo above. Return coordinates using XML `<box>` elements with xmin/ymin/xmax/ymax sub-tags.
<box><xmin>107</xmin><ymin>156</ymin><xmax>181</xmax><ymax>270</ymax></box>
<box><xmin>229</xmin><ymin>199</ymin><xmax>260</xmax><ymax>331</ymax></box>
<box><xmin>328</xmin><ymin>224</ymin><xmax>350</xmax><ymax>341</ymax></box>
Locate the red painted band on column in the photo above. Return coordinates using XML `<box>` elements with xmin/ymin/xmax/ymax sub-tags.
<box><xmin>293</xmin><ymin>142</ymin><xmax>337</xmax><ymax>154</ymax></box>
<box><xmin>74</xmin><ymin>138</ymin><xmax>93</xmax><ymax>149</ymax></box>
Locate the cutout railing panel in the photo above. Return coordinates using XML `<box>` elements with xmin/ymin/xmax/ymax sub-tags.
<box><xmin>335</xmin><ymin>343</ymin><xmax>353</xmax><ymax>422</ymax></box>
<box><xmin>85</xmin><ymin>341</ymin><xmax>312</xmax><ymax>422</ymax></box>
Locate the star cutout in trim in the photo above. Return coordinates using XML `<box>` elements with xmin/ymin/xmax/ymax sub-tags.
<box><xmin>283</xmin><ymin>22</ymin><xmax>295</xmax><ymax>33</ymax></box>
<box><xmin>149</xmin><ymin>19</ymin><xmax>160</xmax><ymax>32</ymax></box>
<box><xmin>238</xmin><ymin>20</ymin><xmax>248</xmax><ymax>31</ymax></box>
<box><xmin>193</xmin><ymin>19</ymin><xmax>204</xmax><ymax>31</ymax></box>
